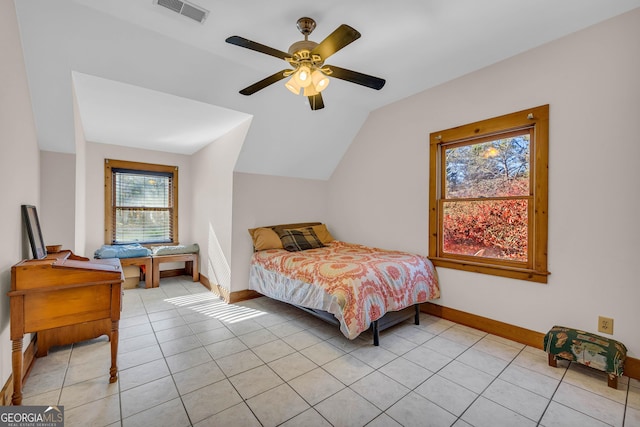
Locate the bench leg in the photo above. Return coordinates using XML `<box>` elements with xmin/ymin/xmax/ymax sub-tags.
<box><xmin>608</xmin><ymin>374</ymin><xmax>617</xmax><ymax>389</ymax></box>
<box><xmin>548</xmin><ymin>353</ymin><xmax>557</xmax><ymax>367</ymax></box>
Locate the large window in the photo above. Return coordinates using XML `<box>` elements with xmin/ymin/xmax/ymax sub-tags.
<box><xmin>104</xmin><ymin>159</ymin><xmax>178</xmax><ymax>245</ymax></box>
<box><xmin>428</xmin><ymin>105</ymin><xmax>549</xmax><ymax>283</ymax></box>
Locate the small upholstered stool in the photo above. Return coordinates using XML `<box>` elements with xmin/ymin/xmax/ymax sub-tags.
<box><xmin>544</xmin><ymin>326</ymin><xmax>627</xmax><ymax>388</ymax></box>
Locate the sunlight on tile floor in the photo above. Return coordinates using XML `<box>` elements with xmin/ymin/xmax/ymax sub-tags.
<box><xmin>20</xmin><ymin>277</ymin><xmax>640</xmax><ymax>426</ymax></box>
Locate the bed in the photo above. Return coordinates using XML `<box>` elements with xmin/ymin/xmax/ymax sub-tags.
<box><xmin>248</xmin><ymin>222</ymin><xmax>440</xmax><ymax>345</ymax></box>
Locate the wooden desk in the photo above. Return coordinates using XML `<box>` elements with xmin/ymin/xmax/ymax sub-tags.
<box><xmin>8</xmin><ymin>251</ymin><xmax>123</xmax><ymax>405</ymax></box>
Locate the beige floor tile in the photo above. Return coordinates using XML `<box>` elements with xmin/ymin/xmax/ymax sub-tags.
<box><xmin>378</xmin><ymin>332</ymin><xmax>419</xmax><ymax>356</ymax></box>
<box><xmin>165</xmin><ymin>346</ymin><xmax>212</xmax><ymax>373</ymax></box>
<box><xmin>20</xmin><ymin>389</ymin><xmax>61</xmax><ymax>406</ymax></box>
<box><xmin>238</xmin><ymin>328</ymin><xmax>279</xmax><ymax>348</ymax></box>
<box><xmin>204</xmin><ymin>337</ymin><xmax>248</xmax><ymax>359</ymax></box>
<box><xmin>564</xmin><ymin>363</ymin><xmax>628</xmax><ymax>403</ymax></box>
<box><xmin>472</xmin><ymin>336</ymin><xmax>522</xmax><ymax>361</ymax></box>
<box><xmin>59</xmin><ymin>375</ymin><xmax>119</xmax><ymax>409</ymax></box>
<box><xmin>440</xmin><ymin>326</ymin><xmax>484</xmax><ymax>347</ymax></box>
<box><xmin>182</xmin><ymin>380</ymin><xmax>242</xmax><ymax>424</ymax></box>
<box><xmin>194</xmin><ymin>402</ymin><xmax>261</xmax><ymax>427</ymax></box>
<box><xmin>281</xmin><ymin>330</ymin><xmax>324</xmax><ymax>350</ymax></box>
<box><xmin>268</xmin><ymin>352</ymin><xmax>317</xmax><ymax>381</ymax></box>
<box><xmin>122</xmin><ymin>397</ymin><xmax>190</xmax><ymax>427</ymax></box>
<box><xmin>152</xmin><ymin>315</ymin><xmax>187</xmax><ymax>332</ymax></box>
<box><xmin>499</xmin><ymin>363</ymin><xmax>561</xmax><ymax>399</ymax></box>
<box><xmin>119</xmin><ymin>333</ymin><xmax>158</xmax><ymax>354</ymax></box>
<box><xmin>279</xmin><ymin>408</ymin><xmax>332</xmax><ymax>427</ymax></box>
<box><xmin>323</xmin><ymin>354</ymin><xmax>375</xmax><ymax>385</ymax></box>
<box><xmin>187</xmin><ymin>317</ymin><xmax>224</xmax><ymax>333</ymax></box>
<box><xmin>299</xmin><ymin>341</ymin><xmax>345</xmax><ymax>365</ymax></box>
<box><xmin>154</xmin><ymin>324</ymin><xmax>193</xmax><ymax>343</ymax></box>
<box><xmin>120</xmin><ymin>322</ymin><xmax>154</xmax><ymax>340</ymax></box>
<box><xmin>252</xmin><ymin>339</ymin><xmax>296</xmax><ymax>363</ymax></box>
<box><xmin>63</xmin><ymin>357</ymin><xmax>112</xmax><ymax>387</ymax></box>
<box><xmin>267</xmin><ymin>320</ymin><xmax>305</xmax><ymax>338</ymax></box>
<box><xmin>457</xmin><ymin>347</ymin><xmax>510</xmax><ymax>376</ymax></box>
<box><xmin>350</xmin><ymin>344</ymin><xmax>398</xmax><ymax>369</ymax></box>
<box><xmin>462</xmin><ymin>396</ymin><xmax>536</xmax><ymax>427</ymax></box>
<box><xmin>379</xmin><ymin>357</ymin><xmax>433</xmax><ymax>389</ymax></box>
<box><xmin>316</xmin><ymin>387</ymin><xmax>381</xmax><ymax>426</ymax></box>
<box><xmin>172</xmin><ymin>360</ymin><xmax>225</xmax><ymax>395</ymax></box>
<box><xmin>215</xmin><ymin>349</ymin><xmax>264</xmax><ymax>377</ymax></box>
<box><xmin>159</xmin><ymin>334</ymin><xmax>202</xmax><ymax>357</ymax></box>
<box><xmin>148</xmin><ymin>309</ymin><xmax>180</xmax><ymax>322</ymax></box>
<box><xmin>22</xmin><ymin>368</ymin><xmax>66</xmax><ymax>397</ymax></box>
<box><xmin>225</xmin><ymin>319</ymin><xmax>264</xmax><ymax>336</ymax></box>
<box><xmin>386</xmin><ymin>391</ymin><xmax>458</xmax><ymax>427</ymax></box>
<box><xmin>230</xmin><ymin>364</ymin><xmax>283</xmax><ymax>399</ymax></box>
<box><xmin>482</xmin><ymin>378</ymin><xmax>550</xmax><ymax>422</ymax></box>
<box><xmin>118</xmin><ymin>343</ymin><xmax>164</xmax><ymax>370</ymax></box>
<box><xmin>64</xmin><ymin>393</ymin><xmax>121</xmax><ymax>427</ymax></box>
<box><xmin>367</xmin><ymin>413</ymin><xmax>403</xmax><ymax>427</ymax></box>
<box><xmin>196</xmin><ymin>327</ymin><xmax>236</xmax><ymax>346</ymax></box>
<box><xmin>540</xmin><ymin>401</ymin><xmax>610</xmax><ymax>427</ymax></box>
<box><xmin>120</xmin><ymin>376</ymin><xmax>179</xmax><ymax>419</ymax></box>
<box><xmin>118</xmin><ymin>358</ymin><xmax>170</xmax><ymax>391</ymax></box>
<box><xmin>350</xmin><ymin>371</ymin><xmax>410</xmax><ymax>410</ymax></box>
<box><xmin>438</xmin><ymin>360</ymin><xmax>495</xmax><ymax>394</ymax></box>
<box><xmin>389</xmin><ymin>324</ymin><xmax>435</xmax><ymax>345</ymax></box>
<box><xmin>246</xmin><ymin>384</ymin><xmax>310</xmax><ymax>427</ymax></box>
<box><xmin>415</xmin><ymin>373</ymin><xmax>477</xmax><ymax>416</ymax></box>
<box><xmin>625</xmin><ymin>406</ymin><xmax>640</xmax><ymax>427</ymax></box>
<box><xmin>403</xmin><ymin>344</ymin><xmax>452</xmax><ymax>372</ymax></box>
<box><xmin>553</xmin><ymin>382</ymin><xmax>625</xmax><ymax>426</ymax></box>
<box><xmin>288</xmin><ymin>367</ymin><xmax>345</xmax><ymax>405</ymax></box>
<box><xmin>422</xmin><ymin>335</ymin><xmax>470</xmax><ymax>358</ymax></box>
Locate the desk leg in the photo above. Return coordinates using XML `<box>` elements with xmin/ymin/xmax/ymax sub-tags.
<box><xmin>11</xmin><ymin>338</ymin><xmax>23</xmax><ymax>405</ymax></box>
<box><xmin>109</xmin><ymin>320</ymin><xmax>118</xmax><ymax>383</ymax></box>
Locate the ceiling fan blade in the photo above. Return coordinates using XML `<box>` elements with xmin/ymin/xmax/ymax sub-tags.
<box><xmin>239</xmin><ymin>70</ymin><xmax>289</xmax><ymax>95</ymax></box>
<box><xmin>310</xmin><ymin>25</ymin><xmax>360</xmax><ymax>61</ymax></box>
<box><xmin>327</xmin><ymin>65</ymin><xmax>386</xmax><ymax>90</ymax></box>
<box><xmin>226</xmin><ymin>36</ymin><xmax>290</xmax><ymax>60</ymax></box>
<box><xmin>308</xmin><ymin>93</ymin><xmax>325</xmax><ymax>110</ymax></box>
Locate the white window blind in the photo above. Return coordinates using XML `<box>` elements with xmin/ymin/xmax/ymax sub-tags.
<box><xmin>112</xmin><ymin>169</ymin><xmax>174</xmax><ymax>244</ymax></box>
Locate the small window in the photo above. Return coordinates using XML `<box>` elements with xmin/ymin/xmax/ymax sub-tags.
<box><xmin>428</xmin><ymin>105</ymin><xmax>549</xmax><ymax>283</ymax></box>
<box><xmin>104</xmin><ymin>159</ymin><xmax>178</xmax><ymax>245</ymax></box>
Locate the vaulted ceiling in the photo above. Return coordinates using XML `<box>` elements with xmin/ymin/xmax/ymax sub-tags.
<box><xmin>14</xmin><ymin>0</ymin><xmax>640</xmax><ymax>179</ymax></box>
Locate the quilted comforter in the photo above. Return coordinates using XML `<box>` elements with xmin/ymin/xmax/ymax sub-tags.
<box><xmin>249</xmin><ymin>241</ymin><xmax>440</xmax><ymax>339</ymax></box>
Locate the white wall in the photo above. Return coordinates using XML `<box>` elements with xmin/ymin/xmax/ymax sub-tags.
<box><xmin>191</xmin><ymin>120</ymin><xmax>251</xmax><ymax>292</ymax></box>
<box><xmin>231</xmin><ymin>173</ymin><xmax>329</xmax><ymax>292</ymax></box>
<box><xmin>40</xmin><ymin>151</ymin><xmax>75</xmax><ymax>251</ymax></box>
<box><xmin>82</xmin><ymin>142</ymin><xmax>192</xmax><ymax>258</ymax></box>
<box><xmin>328</xmin><ymin>9</ymin><xmax>640</xmax><ymax>357</ymax></box>
<box><xmin>0</xmin><ymin>0</ymin><xmax>41</xmax><ymax>393</ymax></box>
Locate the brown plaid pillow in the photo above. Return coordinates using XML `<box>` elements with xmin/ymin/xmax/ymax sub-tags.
<box><xmin>277</xmin><ymin>227</ymin><xmax>324</xmax><ymax>252</ymax></box>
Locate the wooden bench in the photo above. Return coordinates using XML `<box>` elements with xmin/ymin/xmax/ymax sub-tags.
<box><xmin>152</xmin><ymin>253</ymin><xmax>199</xmax><ymax>287</ymax></box>
<box><xmin>119</xmin><ymin>256</ymin><xmax>152</xmax><ymax>288</ymax></box>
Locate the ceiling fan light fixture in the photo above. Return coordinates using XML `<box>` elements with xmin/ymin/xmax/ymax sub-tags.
<box><xmin>303</xmin><ymin>85</ymin><xmax>319</xmax><ymax>97</ymax></box>
<box><xmin>311</xmin><ymin>69</ymin><xmax>330</xmax><ymax>92</ymax></box>
<box><xmin>284</xmin><ymin>77</ymin><xmax>301</xmax><ymax>95</ymax></box>
<box><xmin>293</xmin><ymin>65</ymin><xmax>312</xmax><ymax>87</ymax></box>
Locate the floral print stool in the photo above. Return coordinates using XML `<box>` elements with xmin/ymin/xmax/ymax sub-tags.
<box><xmin>544</xmin><ymin>325</ymin><xmax>627</xmax><ymax>388</ymax></box>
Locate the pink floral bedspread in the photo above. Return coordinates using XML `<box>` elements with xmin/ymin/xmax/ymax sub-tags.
<box><xmin>249</xmin><ymin>241</ymin><xmax>440</xmax><ymax>339</ymax></box>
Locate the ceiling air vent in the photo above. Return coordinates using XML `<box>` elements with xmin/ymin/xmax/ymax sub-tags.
<box><xmin>154</xmin><ymin>0</ymin><xmax>209</xmax><ymax>24</ymax></box>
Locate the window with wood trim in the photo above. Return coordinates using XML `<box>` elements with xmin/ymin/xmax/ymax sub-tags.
<box><xmin>428</xmin><ymin>105</ymin><xmax>549</xmax><ymax>283</ymax></box>
<box><xmin>104</xmin><ymin>159</ymin><xmax>178</xmax><ymax>245</ymax></box>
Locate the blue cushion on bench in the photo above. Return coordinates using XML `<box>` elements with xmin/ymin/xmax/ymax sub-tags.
<box><xmin>94</xmin><ymin>244</ymin><xmax>152</xmax><ymax>259</ymax></box>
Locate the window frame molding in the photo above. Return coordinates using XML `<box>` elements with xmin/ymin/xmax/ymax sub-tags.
<box><xmin>104</xmin><ymin>159</ymin><xmax>179</xmax><ymax>246</ymax></box>
<box><xmin>428</xmin><ymin>105</ymin><xmax>550</xmax><ymax>283</ymax></box>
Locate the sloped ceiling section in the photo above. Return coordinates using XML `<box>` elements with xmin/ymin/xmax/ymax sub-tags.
<box><xmin>72</xmin><ymin>72</ymin><xmax>251</xmax><ymax>155</ymax></box>
<box><xmin>15</xmin><ymin>0</ymin><xmax>640</xmax><ymax>179</ymax></box>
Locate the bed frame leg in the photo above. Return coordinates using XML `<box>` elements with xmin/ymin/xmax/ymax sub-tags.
<box><xmin>414</xmin><ymin>304</ymin><xmax>420</xmax><ymax>325</ymax></box>
<box><xmin>372</xmin><ymin>320</ymin><xmax>379</xmax><ymax>346</ymax></box>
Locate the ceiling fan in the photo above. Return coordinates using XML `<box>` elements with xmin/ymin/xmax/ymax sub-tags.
<box><xmin>225</xmin><ymin>17</ymin><xmax>386</xmax><ymax>111</ymax></box>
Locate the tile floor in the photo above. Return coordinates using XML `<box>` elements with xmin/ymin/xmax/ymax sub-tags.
<box><xmin>20</xmin><ymin>277</ymin><xmax>640</xmax><ymax>427</ymax></box>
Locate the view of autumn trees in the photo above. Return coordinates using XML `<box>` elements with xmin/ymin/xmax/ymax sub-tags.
<box><xmin>442</xmin><ymin>133</ymin><xmax>530</xmax><ymax>261</ymax></box>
